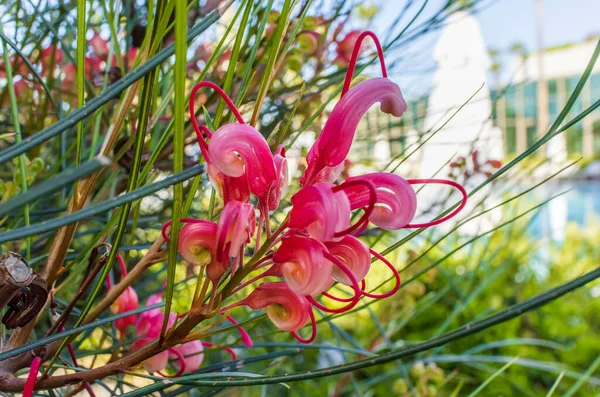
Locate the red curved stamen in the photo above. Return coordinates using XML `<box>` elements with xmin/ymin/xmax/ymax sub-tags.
<box><xmin>306</xmin><ymin>252</ymin><xmax>361</xmax><ymax>314</ymax></box>
<box><xmin>61</xmin><ymin>326</ymin><xmax>96</xmax><ymax>396</ymax></box>
<box><xmin>162</xmin><ymin>218</ymin><xmax>208</xmax><ymax>243</ymax></box>
<box><xmin>321</xmin><ymin>290</ymin><xmax>356</xmax><ymax>303</ymax></box>
<box><xmin>292</xmin><ymin>308</ymin><xmax>317</xmax><ymax>344</ymax></box>
<box><xmin>23</xmin><ymin>356</ymin><xmax>41</xmax><ymax>397</ymax></box>
<box><xmin>404</xmin><ymin>179</ymin><xmax>468</xmax><ymax>228</ymax></box>
<box><xmin>116</xmin><ymin>253</ymin><xmax>127</xmax><ymax>277</ymax></box>
<box><xmin>333</xmin><ymin>179</ymin><xmax>377</xmax><ymax>237</ymax></box>
<box><xmin>194</xmin><ymin>125</ymin><xmax>212</xmax><ymax>162</ymax></box>
<box><xmin>341</xmin><ymin>31</ymin><xmax>388</xmax><ymax>97</ymax></box>
<box><xmin>360</xmin><ymin>249</ymin><xmax>400</xmax><ymax>299</ymax></box>
<box><xmin>225</xmin><ymin>314</ymin><xmax>254</xmax><ymax>347</ymax></box>
<box><xmin>189</xmin><ymin>82</ymin><xmax>245</xmax><ymax>159</ymax></box>
<box><xmin>202</xmin><ymin>341</ymin><xmax>237</xmax><ymax>361</ymax></box>
<box><xmin>157</xmin><ymin>348</ymin><xmax>186</xmax><ymax>378</ymax></box>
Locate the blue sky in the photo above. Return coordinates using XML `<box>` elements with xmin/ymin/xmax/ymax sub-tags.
<box><xmin>369</xmin><ymin>0</ymin><xmax>599</xmax><ymax>98</ymax></box>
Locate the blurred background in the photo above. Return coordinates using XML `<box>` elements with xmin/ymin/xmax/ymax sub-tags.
<box><xmin>1</xmin><ymin>0</ymin><xmax>599</xmax><ymax>395</ymax></box>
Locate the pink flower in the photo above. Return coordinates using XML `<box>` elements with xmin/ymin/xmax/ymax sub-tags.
<box><xmin>325</xmin><ymin>235</ymin><xmax>371</xmax><ymax>285</ymax></box>
<box><xmin>344</xmin><ymin>172</ymin><xmax>417</xmax><ymax>230</ymax></box>
<box><xmin>273</xmin><ymin>235</ymin><xmax>333</xmax><ymax>296</ymax></box>
<box><xmin>298</xmin><ymin>31</ymin><xmax>320</xmax><ymax>54</ymax></box>
<box><xmin>335</xmin><ymin>30</ymin><xmax>362</xmax><ymax>65</ymax></box>
<box><xmin>176</xmin><ymin>220</ymin><xmax>229</xmax><ymax>282</ymax></box>
<box><xmin>90</xmin><ymin>31</ymin><xmax>109</xmax><ymax>58</ymax></box>
<box><xmin>40</xmin><ymin>45</ymin><xmax>63</xmax><ymax>73</ymax></box>
<box><xmin>268</xmin><ymin>145</ymin><xmax>289</xmax><ymax>211</ymax></box>
<box><xmin>288</xmin><ymin>182</ymin><xmax>350</xmax><ymax>242</ymax></box>
<box><xmin>208</xmin><ymin>163</ymin><xmax>251</xmax><ymax>204</ymax></box>
<box><xmin>208</xmin><ymin>123</ymin><xmax>278</xmax><ymax>205</ymax></box>
<box><xmin>170</xmin><ymin>340</ymin><xmax>204</xmax><ymax>374</ymax></box>
<box><xmin>301</xmin><ymin>78</ymin><xmax>407</xmax><ymax>186</ymax></box>
<box><xmin>216</xmin><ymin>201</ymin><xmax>256</xmax><ymax>265</ymax></box>
<box><xmin>110</xmin><ymin>286</ymin><xmax>139</xmax><ymax>333</ymax></box>
<box><xmin>234</xmin><ymin>282</ymin><xmax>312</xmax><ymax>333</ymax></box>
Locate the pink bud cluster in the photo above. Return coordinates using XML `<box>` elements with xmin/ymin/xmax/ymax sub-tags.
<box><xmin>168</xmin><ymin>31</ymin><xmax>468</xmax><ymax>345</ymax></box>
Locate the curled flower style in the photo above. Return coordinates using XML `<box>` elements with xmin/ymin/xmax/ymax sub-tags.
<box><xmin>334</xmin><ymin>30</ymin><xmax>361</xmax><ymax>66</ymax></box>
<box><xmin>190</xmin><ymin>81</ymin><xmax>278</xmax><ymax>211</ymax></box>
<box><xmin>208</xmin><ymin>123</ymin><xmax>278</xmax><ymax>202</ymax></box>
<box><xmin>325</xmin><ymin>235</ymin><xmax>371</xmax><ymax>285</ymax></box>
<box><xmin>174</xmin><ymin>220</ymin><xmax>217</xmax><ymax>265</ymax></box>
<box><xmin>344</xmin><ymin>172</ymin><xmax>417</xmax><ymax>230</ymax></box>
<box><xmin>216</xmin><ymin>201</ymin><xmax>256</xmax><ymax>265</ymax></box>
<box><xmin>229</xmin><ymin>282</ymin><xmax>313</xmax><ymax>335</ymax></box>
<box><xmin>288</xmin><ymin>183</ymin><xmax>351</xmax><ymax>242</ymax></box>
<box><xmin>273</xmin><ymin>235</ymin><xmax>333</xmax><ymax>297</ymax></box>
<box><xmin>301</xmin><ymin>78</ymin><xmax>407</xmax><ymax>186</ymax></box>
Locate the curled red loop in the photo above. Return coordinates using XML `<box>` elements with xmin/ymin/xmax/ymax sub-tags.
<box><xmin>157</xmin><ymin>348</ymin><xmax>186</xmax><ymax>378</ymax></box>
<box><xmin>342</xmin><ymin>31</ymin><xmax>388</xmax><ymax>97</ymax></box>
<box><xmin>360</xmin><ymin>249</ymin><xmax>400</xmax><ymax>299</ymax></box>
<box><xmin>202</xmin><ymin>341</ymin><xmax>237</xmax><ymax>361</ymax></box>
<box><xmin>333</xmin><ymin>179</ymin><xmax>377</xmax><ymax>237</ymax></box>
<box><xmin>404</xmin><ymin>179</ymin><xmax>468</xmax><ymax>228</ymax></box>
<box><xmin>292</xmin><ymin>308</ymin><xmax>317</xmax><ymax>344</ymax></box>
<box><xmin>23</xmin><ymin>356</ymin><xmax>41</xmax><ymax>397</ymax></box>
<box><xmin>161</xmin><ymin>218</ymin><xmax>208</xmax><ymax>243</ymax></box>
<box><xmin>189</xmin><ymin>81</ymin><xmax>245</xmax><ymax>162</ymax></box>
<box><xmin>224</xmin><ymin>314</ymin><xmax>254</xmax><ymax>347</ymax></box>
<box><xmin>307</xmin><ymin>252</ymin><xmax>361</xmax><ymax>314</ymax></box>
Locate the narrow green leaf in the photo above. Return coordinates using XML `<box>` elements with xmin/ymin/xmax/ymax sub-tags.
<box><xmin>162</xmin><ymin>0</ymin><xmax>188</xmax><ymax>340</ymax></box>
<box><xmin>0</xmin><ymin>10</ymin><xmax>222</xmax><ymax>165</ymax></box>
<box><xmin>0</xmin><ymin>157</ymin><xmax>110</xmax><ymax>218</ymax></box>
<box><xmin>466</xmin><ymin>356</ymin><xmax>519</xmax><ymax>397</ymax></box>
<box><xmin>0</xmin><ymin>165</ymin><xmax>206</xmax><ymax>243</ymax></box>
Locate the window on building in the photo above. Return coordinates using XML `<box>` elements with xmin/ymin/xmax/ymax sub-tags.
<box><xmin>566</xmin><ymin>122</ymin><xmax>583</xmax><ymax>155</ymax></box>
<box><xmin>505</xmin><ymin>124</ymin><xmax>517</xmax><ymax>155</ymax></box>
<box><xmin>504</xmin><ymin>86</ymin><xmax>516</xmax><ymax>118</ymax></box>
<box><xmin>524</xmin><ymin>82</ymin><xmax>537</xmax><ymax>119</ymax></box>
<box><xmin>548</xmin><ymin>79</ymin><xmax>559</xmax><ymax>120</ymax></box>
<box><xmin>526</xmin><ymin>125</ymin><xmax>537</xmax><ymax>148</ymax></box>
<box><xmin>593</xmin><ymin>119</ymin><xmax>600</xmax><ymax>156</ymax></box>
<box><xmin>591</xmin><ymin>74</ymin><xmax>600</xmax><ymax>116</ymax></box>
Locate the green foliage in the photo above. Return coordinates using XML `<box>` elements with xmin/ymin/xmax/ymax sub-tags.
<box><xmin>0</xmin><ymin>0</ymin><xmax>599</xmax><ymax>395</ymax></box>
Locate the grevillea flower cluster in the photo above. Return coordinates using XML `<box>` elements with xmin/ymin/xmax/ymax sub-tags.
<box><xmin>157</xmin><ymin>31</ymin><xmax>468</xmax><ymax>346</ymax></box>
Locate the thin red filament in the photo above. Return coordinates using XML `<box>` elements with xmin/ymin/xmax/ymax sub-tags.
<box><xmin>292</xmin><ymin>308</ymin><xmax>317</xmax><ymax>344</ymax></box>
<box><xmin>307</xmin><ymin>252</ymin><xmax>361</xmax><ymax>313</ymax></box>
<box><xmin>157</xmin><ymin>348</ymin><xmax>186</xmax><ymax>378</ymax></box>
<box><xmin>360</xmin><ymin>249</ymin><xmax>400</xmax><ymax>299</ymax></box>
<box><xmin>404</xmin><ymin>179</ymin><xmax>468</xmax><ymax>228</ymax></box>
<box><xmin>341</xmin><ymin>31</ymin><xmax>388</xmax><ymax>97</ymax></box>
<box><xmin>333</xmin><ymin>179</ymin><xmax>377</xmax><ymax>237</ymax></box>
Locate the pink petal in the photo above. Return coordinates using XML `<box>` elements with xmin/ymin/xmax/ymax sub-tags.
<box><xmin>172</xmin><ymin>340</ymin><xmax>204</xmax><ymax>373</ymax></box>
<box><xmin>208</xmin><ymin>164</ymin><xmax>250</xmax><ymax>204</ymax></box>
<box><xmin>216</xmin><ymin>201</ymin><xmax>256</xmax><ymax>263</ymax></box>
<box><xmin>344</xmin><ymin>172</ymin><xmax>417</xmax><ymax>230</ymax></box>
<box><xmin>301</xmin><ymin>78</ymin><xmax>407</xmax><ymax>186</ymax></box>
<box><xmin>289</xmin><ymin>183</ymin><xmax>350</xmax><ymax>242</ymax></box>
<box><xmin>208</xmin><ymin>123</ymin><xmax>277</xmax><ymax>201</ymax></box>
<box><xmin>178</xmin><ymin>221</ymin><xmax>219</xmax><ymax>267</ymax></box>
<box><xmin>273</xmin><ymin>235</ymin><xmax>332</xmax><ymax>296</ymax></box>
<box><xmin>325</xmin><ymin>235</ymin><xmax>371</xmax><ymax>285</ymax></box>
<box><xmin>242</xmin><ymin>282</ymin><xmax>312</xmax><ymax>332</ymax></box>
